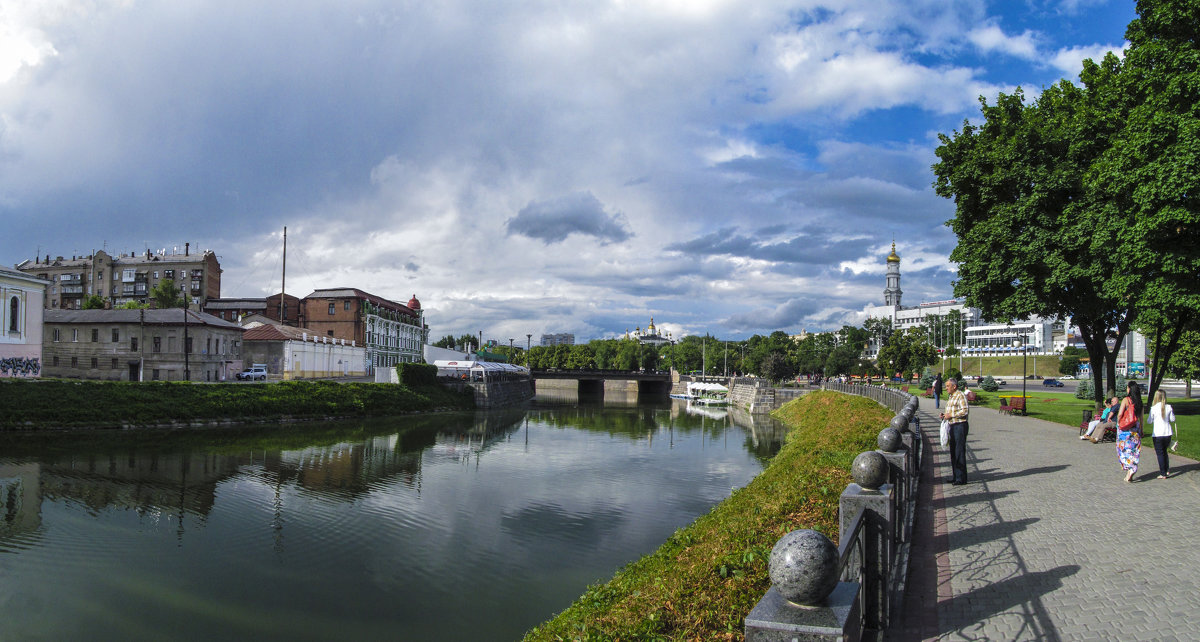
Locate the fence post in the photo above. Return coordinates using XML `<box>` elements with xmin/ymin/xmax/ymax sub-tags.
<box><xmin>841</xmin><ymin>452</ymin><xmax>894</xmax><ymax>636</ymax></box>
<box><xmin>744</xmin><ymin>529</ymin><xmax>862</xmax><ymax>641</ymax></box>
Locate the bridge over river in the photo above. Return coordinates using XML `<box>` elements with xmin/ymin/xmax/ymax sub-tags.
<box><xmin>529</xmin><ymin>368</ymin><xmax>674</xmax><ymax>397</ymax></box>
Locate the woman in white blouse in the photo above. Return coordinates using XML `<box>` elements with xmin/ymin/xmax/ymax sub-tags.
<box><xmin>1148</xmin><ymin>390</ymin><xmax>1178</xmax><ymax>479</ymax></box>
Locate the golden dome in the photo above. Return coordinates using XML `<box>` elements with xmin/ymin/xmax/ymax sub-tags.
<box><xmin>648</xmin><ymin>316</ymin><xmax>656</xmax><ymax>332</ymax></box>
<box><xmin>887</xmin><ymin>242</ymin><xmax>900</xmax><ymax>263</ymax></box>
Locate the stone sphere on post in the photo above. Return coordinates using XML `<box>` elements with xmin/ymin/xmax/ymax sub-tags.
<box><xmin>889</xmin><ymin>414</ymin><xmax>909</xmax><ymax>431</ymax></box>
<box><xmin>768</xmin><ymin>529</ymin><xmax>840</xmax><ymax>606</ymax></box>
<box><xmin>851</xmin><ymin>451</ymin><xmax>888</xmax><ymax>490</ymax></box>
<box><xmin>877</xmin><ymin>427</ymin><xmax>902</xmax><ymax>452</ymax></box>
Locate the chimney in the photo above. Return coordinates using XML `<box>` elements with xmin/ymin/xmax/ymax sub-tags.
<box><xmin>146</xmin><ymin>249</ymin><xmax>151</xmax><ymax>259</ymax></box>
<box><xmin>185</xmin><ymin>242</ymin><xmax>189</xmax><ymax>256</ymax></box>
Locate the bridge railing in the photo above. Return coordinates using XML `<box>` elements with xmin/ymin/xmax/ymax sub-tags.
<box><xmin>745</xmin><ymin>387</ymin><xmax>922</xmax><ymax>641</ymax></box>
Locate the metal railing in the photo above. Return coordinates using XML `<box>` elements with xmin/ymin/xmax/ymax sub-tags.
<box><xmin>746</xmin><ymin>385</ymin><xmax>923</xmax><ymax>642</ymax></box>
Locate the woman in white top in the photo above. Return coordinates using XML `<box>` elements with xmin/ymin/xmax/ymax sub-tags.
<box><xmin>1148</xmin><ymin>390</ymin><xmax>1178</xmax><ymax>479</ymax></box>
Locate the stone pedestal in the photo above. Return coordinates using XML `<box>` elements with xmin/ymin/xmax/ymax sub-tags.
<box><xmin>840</xmin><ymin>483</ymin><xmax>894</xmax><ymax>634</ymax></box>
<box><xmin>744</xmin><ymin>583</ymin><xmax>861</xmax><ymax>642</ymax></box>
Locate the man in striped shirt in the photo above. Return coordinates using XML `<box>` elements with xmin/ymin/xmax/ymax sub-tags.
<box><xmin>940</xmin><ymin>378</ymin><xmax>970</xmax><ymax>485</ymax></box>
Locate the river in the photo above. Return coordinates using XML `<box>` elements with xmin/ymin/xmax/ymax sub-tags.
<box><xmin>0</xmin><ymin>392</ymin><xmax>785</xmax><ymax>641</ymax></box>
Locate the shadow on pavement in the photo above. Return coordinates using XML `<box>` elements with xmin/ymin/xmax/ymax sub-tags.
<box><xmin>939</xmin><ymin>565</ymin><xmax>1080</xmax><ymax>639</ymax></box>
<box><xmin>948</xmin><ymin>517</ymin><xmax>1039</xmax><ymax>550</ymax></box>
<box><xmin>975</xmin><ymin>464</ymin><xmax>1069</xmax><ymax>482</ymax></box>
<box><xmin>941</xmin><ymin>488</ymin><xmax>1017</xmax><ymax>509</ymax></box>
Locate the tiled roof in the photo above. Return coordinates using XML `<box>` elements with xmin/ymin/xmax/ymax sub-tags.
<box><xmin>44</xmin><ymin>308</ymin><xmax>244</xmax><ymax>330</ymax></box>
<box><xmin>243</xmin><ymin>324</ymin><xmax>310</xmax><ymax>341</ymax></box>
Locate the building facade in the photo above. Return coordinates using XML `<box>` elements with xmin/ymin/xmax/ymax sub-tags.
<box><xmin>540</xmin><ymin>333</ymin><xmax>575</xmax><ymax>347</ymax></box>
<box><xmin>242</xmin><ymin>323</ymin><xmax>366</xmax><ymax>380</ymax></box>
<box><xmin>1</xmin><ymin>265</ymin><xmax>49</xmax><ymax>378</ymax></box>
<box><xmin>42</xmin><ymin>309</ymin><xmax>244</xmax><ymax>382</ymax></box>
<box><xmin>16</xmin><ymin>245</ymin><xmax>221</xmax><ymax>310</ymax></box>
<box><xmin>299</xmin><ymin>289</ymin><xmax>427</xmax><ymax>373</ymax></box>
<box><xmin>204</xmin><ymin>293</ymin><xmax>301</xmax><ymax>325</ymax></box>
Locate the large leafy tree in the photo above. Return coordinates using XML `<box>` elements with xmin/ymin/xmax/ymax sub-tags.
<box><xmin>1097</xmin><ymin>0</ymin><xmax>1200</xmax><ymax>400</ymax></box>
<box><xmin>934</xmin><ymin>54</ymin><xmax>1132</xmax><ymax>408</ymax></box>
<box><xmin>150</xmin><ymin>278</ymin><xmax>185</xmax><ymax>309</ymax></box>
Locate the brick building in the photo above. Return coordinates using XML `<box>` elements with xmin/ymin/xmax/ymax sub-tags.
<box><xmin>204</xmin><ymin>293</ymin><xmax>301</xmax><ymax>325</ymax></box>
<box><xmin>299</xmin><ymin>289</ymin><xmax>427</xmax><ymax>373</ymax></box>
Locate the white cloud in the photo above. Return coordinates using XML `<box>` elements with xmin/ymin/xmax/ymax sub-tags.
<box><xmin>967</xmin><ymin>24</ymin><xmax>1040</xmax><ymax>59</ymax></box>
<box><xmin>1050</xmin><ymin>42</ymin><xmax>1127</xmax><ymax>76</ymax></box>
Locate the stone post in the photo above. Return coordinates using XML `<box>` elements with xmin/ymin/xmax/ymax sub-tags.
<box><xmin>841</xmin><ymin>451</ymin><xmax>894</xmax><ymax>635</ymax></box>
<box><xmin>744</xmin><ymin>529</ymin><xmax>862</xmax><ymax>642</ymax></box>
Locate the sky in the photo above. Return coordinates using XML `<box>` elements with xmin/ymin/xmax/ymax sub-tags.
<box><xmin>0</xmin><ymin>0</ymin><xmax>1135</xmax><ymax>343</ymax></box>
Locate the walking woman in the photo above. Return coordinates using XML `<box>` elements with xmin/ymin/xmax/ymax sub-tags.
<box><xmin>1148</xmin><ymin>390</ymin><xmax>1178</xmax><ymax>479</ymax></box>
<box><xmin>1116</xmin><ymin>381</ymin><xmax>1143</xmax><ymax>482</ymax></box>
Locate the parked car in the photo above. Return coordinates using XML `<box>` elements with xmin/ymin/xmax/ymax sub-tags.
<box><xmin>1059</xmin><ymin>375</ymin><xmax>1075</xmax><ymax>379</ymax></box>
<box><xmin>993</xmin><ymin>378</ymin><xmax>1007</xmax><ymax>385</ymax></box>
<box><xmin>237</xmin><ymin>365</ymin><xmax>268</xmax><ymax>381</ymax></box>
<box><xmin>1042</xmin><ymin>378</ymin><xmax>1064</xmax><ymax>387</ymax></box>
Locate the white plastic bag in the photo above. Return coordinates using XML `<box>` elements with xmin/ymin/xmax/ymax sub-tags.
<box><xmin>939</xmin><ymin>420</ymin><xmax>950</xmax><ymax>448</ymax></box>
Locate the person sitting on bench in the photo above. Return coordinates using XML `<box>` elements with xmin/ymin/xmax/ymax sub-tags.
<box><xmin>1082</xmin><ymin>396</ymin><xmax>1118</xmax><ymax>441</ymax></box>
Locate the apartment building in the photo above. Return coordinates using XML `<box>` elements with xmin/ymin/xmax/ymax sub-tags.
<box><xmin>299</xmin><ymin>289</ymin><xmax>427</xmax><ymax>373</ymax></box>
<box><xmin>16</xmin><ymin>244</ymin><xmax>221</xmax><ymax>310</ymax></box>
<box><xmin>42</xmin><ymin>309</ymin><xmax>244</xmax><ymax>382</ymax></box>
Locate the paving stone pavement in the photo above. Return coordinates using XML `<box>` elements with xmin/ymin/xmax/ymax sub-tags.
<box><xmin>890</xmin><ymin>397</ymin><xmax>1200</xmax><ymax>641</ymax></box>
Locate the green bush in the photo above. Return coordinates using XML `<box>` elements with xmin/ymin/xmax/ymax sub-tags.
<box><xmin>396</xmin><ymin>362</ymin><xmax>438</xmax><ymax>387</ymax></box>
<box><xmin>1075</xmin><ymin>378</ymin><xmax>1093</xmax><ymax>400</ymax></box>
<box><xmin>980</xmin><ymin>375</ymin><xmax>999</xmax><ymax>392</ymax></box>
<box><xmin>918</xmin><ymin>367</ymin><xmax>936</xmax><ymax>389</ymax></box>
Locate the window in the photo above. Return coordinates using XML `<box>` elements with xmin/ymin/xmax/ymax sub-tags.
<box><xmin>153</xmin><ymin>336</ymin><xmax>162</xmax><ymax>353</ymax></box>
<box><xmin>91</xmin><ymin>357</ymin><xmax>98</xmax><ymax>368</ymax></box>
<box><xmin>72</xmin><ymin>328</ymin><xmax>78</xmax><ymax>342</ymax></box>
<box><xmin>111</xmin><ymin>358</ymin><xmax>118</xmax><ymax>369</ymax></box>
<box><xmin>328</xmin><ymin>303</ymin><xmax>335</xmax><ymax>315</ymax></box>
<box><xmin>153</xmin><ymin>271</ymin><xmax>158</xmax><ymax>279</ymax></box>
<box><xmin>168</xmin><ymin>336</ymin><xmax>176</xmax><ymax>352</ymax></box>
<box><xmin>112</xmin><ymin>328</ymin><xmax>119</xmax><ymax>342</ymax></box>
<box><xmin>53</xmin><ymin>356</ymin><xmax>59</xmax><ymax>366</ymax></box>
<box><xmin>91</xmin><ymin>328</ymin><xmax>99</xmax><ymax>342</ymax></box>
<box><xmin>71</xmin><ymin>356</ymin><xmax>78</xmax><ymax>368</ymax></box>
<box><xmin>164</xmin><ymin>269</ymin><xmax>175</xmax><ymax>279</ymax></box>
<box><xmin>344</xmin><ymin>301</ymin><xmax>350</xmax><ymax>311</ymax></box>
<box><xmin>53</xmin><ymin>328</ymin><xmax>61</xmax><ymax>342</ymax></box>
<box><xmin>206</xmin><ymin>337</ymin><xmax>211</xmax><ymax>353</ymax></box>
<box><xmin>152</xmin><ymin>369</ymin><xmax>160</xmax><ymax>381</ymax></box>
<box><xmin>131</xmin><ymin>336</ymin><xmax>138</xmax><ymax>351</ymax></box>
<box><xmin>328</xmin><ymin>330</ymin><xmax>334</xmax><ymax>336</ymax></box>
<box><xmin>8</xmin><ymin>296</ymin><xmax>19</xmax><ymax>333</ymax></box>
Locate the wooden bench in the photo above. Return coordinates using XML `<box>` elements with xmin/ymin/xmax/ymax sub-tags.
<box><xmin>900</xmin><ymin>385</ymin><xmax>909</xmax><ymax>393</ymax></box>
<box><xmin>999</xmin><ymin>398</ymin><xmax>1012</xmax><ymax>415</ymax></box>
<box><xmin>966</xmin><ymin>390</ymin><xmax>977</xmax><ymax>403</ymax></box>
<box><xmin>1010</xmin><ymin>397</ymin><xmax>1025</xmax><ymax>415</ymax></box>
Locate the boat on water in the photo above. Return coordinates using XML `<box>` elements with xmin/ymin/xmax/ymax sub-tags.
<box><xmin>686</xmin><ymin>381</ymin><xmax>729</xmax><ymax>406</ymax></box>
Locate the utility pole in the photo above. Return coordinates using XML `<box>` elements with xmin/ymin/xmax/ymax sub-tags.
<box><xmin>183</xmin><ymin>289</ymin><xmax>190</xmax><ymax>382</ymax></box>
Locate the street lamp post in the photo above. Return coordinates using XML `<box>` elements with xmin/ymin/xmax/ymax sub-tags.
<box><xmin>526</xmin><ymin>333</ymin><xmax>532</xmax><ymax>352</ymax></box>
<box><xmin>1014</xmin><ymin>336</ymin><xmax>1027</xmax><ymax>414</ymax></box>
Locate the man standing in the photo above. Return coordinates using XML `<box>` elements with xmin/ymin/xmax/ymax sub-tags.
<box><xmin>941</xmin><ymin>378</ymin><xmax>970</xmax><ymax>485</ymax></box>
<box><xmin>933</xmin><ymin>372</ymin><xmax>944</xmax><ymax>409</ymax></box>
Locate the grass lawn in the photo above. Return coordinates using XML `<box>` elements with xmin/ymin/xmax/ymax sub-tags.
<box><xmin>968</xmin><ymin>389</ymin><xmax>1200</xmax><ymax>463</ymax></box>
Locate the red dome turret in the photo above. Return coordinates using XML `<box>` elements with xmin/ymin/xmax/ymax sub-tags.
<box><xmin>407</xmin><ymin>294</ymin><xmax>421</xmax><ymax>310</ymax></box>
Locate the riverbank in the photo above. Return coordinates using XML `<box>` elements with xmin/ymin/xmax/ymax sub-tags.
<box><xmin>0</xmin><ymin>378</ymin><xmax>474</xmax><ymax>430</ymax></box>
<box><xmin>522</xmin><ymin>390</ymin><xmax>893</xmax><ymax>641</ymax></box>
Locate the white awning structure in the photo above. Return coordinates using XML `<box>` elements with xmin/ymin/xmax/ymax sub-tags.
<box><xmin>433</xmin><ymin>360</ymin><xmax>529</xmax><ymax>379</ymax></box>
<box><xmin>687</xmin><ymin>382</ymin><xmax>728</xmax><ymax>393</ymax></box>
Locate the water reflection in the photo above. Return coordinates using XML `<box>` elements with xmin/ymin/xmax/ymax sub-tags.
<box><xmin>0</xmin><ymin>401</ymin><xmax>787</xmax><ymax>641</ymax></box>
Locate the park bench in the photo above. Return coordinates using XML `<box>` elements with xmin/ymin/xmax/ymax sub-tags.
<box><xmin>1079</xmin><ymin>409</ymin><xmax>1117</xmax><ymax>442</ymax></box>
<box><xmin>1010</xmin><ymin>397</ymin><xmax>1026</xmax><ymax>415</ymax></box>
<box><xmin>965</xmin><ymin>390</ymin><xmax>978</xmax><ymax>403</ymax></box>
<box><xmin>999</xmin><ymin>398</ymin><xmax>1012</xmax><ymax>415</ymax></box>
<box><xmin>900</xmin><ymin>385</ymin><xmax>909</xmax><ymax>393</ymax></box>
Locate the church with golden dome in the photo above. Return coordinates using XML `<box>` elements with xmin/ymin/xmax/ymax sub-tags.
<box><xmin>627</xmin><ymin>317</ymin><xmax>674</xmax><ymax>346</ymax></box>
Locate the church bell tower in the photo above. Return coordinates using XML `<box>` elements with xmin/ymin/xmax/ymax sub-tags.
<box><xmin>884</xmin><ymin>242</ymin><xmax>902</xmax><ymax>307</ymax></box>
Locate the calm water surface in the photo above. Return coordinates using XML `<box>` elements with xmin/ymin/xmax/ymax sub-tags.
<box><xmin>0</xmin><ymin>393</ymin><xmax>785</xmax><ymax>641</ymax></box>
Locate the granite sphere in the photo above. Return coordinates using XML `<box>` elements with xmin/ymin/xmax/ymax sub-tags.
<box><xmin>768</xmin><ymin>529</ymin><xmax>840</xmax><ymax>605</ymax></box>
<box><xmin>877</xmin><ymin>427</ymin><xmax>902</xmax><ymax>452</ymax></box>
<box><xmin>851</xmin><ymin>451</ymin><xmax>888</xmax><ymax>490</ymax></box>
<box><xmin>889</xmin><ymin>414</ymin><xmax>909</xmax><ymax>431</ymax></box>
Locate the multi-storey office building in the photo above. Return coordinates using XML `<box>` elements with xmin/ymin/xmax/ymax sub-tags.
<box><xmin>0</xmin><ymin>264</ymin><xmax>49</xmax><ymax>378</ymax></box>
<box><xmin>42</xmin><ymin>309</ymin><xmax>244</xmax><ymax>382</ymax></box>
<box><xmin>299</xmin><ymin>289</ymin><xmax>427</xmax><ymax>373</ymax></box>
<box><xmin>15</xmin><ymin>245</ymin><xmax>221</xmax><ymax>310</ymax></box>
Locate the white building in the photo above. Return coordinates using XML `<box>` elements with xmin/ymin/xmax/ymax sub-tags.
<box><xmin>0</xmin><ymin>265</ymin><xmax>49</xmax><ymax>378</ymax></box>
<box><xmin>862</xmin><ymin>243</ymin><xmax>981</xmax><ymax>356</ymax></box>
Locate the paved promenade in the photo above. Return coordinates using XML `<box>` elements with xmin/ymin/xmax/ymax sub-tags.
<box><xmin>889</xmin><ymin>397</ymin><xmax>1200</xmax><ymax>641</ymax></box>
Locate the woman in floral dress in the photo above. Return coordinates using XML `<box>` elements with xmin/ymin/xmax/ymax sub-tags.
<box><xmin>1116</xmin><ymin>381</ymin><xmax>1143</xmax><ymax>482</ymax></box>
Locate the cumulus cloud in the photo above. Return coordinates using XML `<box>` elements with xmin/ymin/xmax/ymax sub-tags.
<box><xmin>506</xmin><ymin>192</ymin><xmax>633</xmax><ymax>245</ymax></box>
<box><xmin>967</xmin><ymin>24</ymin><xmax>1040</xmax><ymax>60</ymax></box>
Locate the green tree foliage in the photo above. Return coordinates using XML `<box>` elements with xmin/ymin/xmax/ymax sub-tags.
<box><xmin>81</xmin><ymin>295</ymin><xmax>106</xmax><ymax>310</ymax></box>
<box><xmin>934</xmin><ymin>56</ymin><xmax>1132</xmax><ymax>408</ymax></box>
<box><xmin>876</xmin><ymin>329</ymin><xmax>937</xmax><ymax>380</ymax></box>
<box><xmin>1166</xmin><ymin>330</ymin><xmax>1200</xmax><ymax>398</ymax></box>
<box><xmin>118</xmin><ymin>301</ymin><xmax>148</xmax><ymax>309</ymax></box>
<box><xmin>980</xmin><ymin>376</ymin><xmax>999</xmax><ymax>392</ymax></box>
<box><xmin>566</xmin><ymin>344</ymin><xmax>595</xmax><ymax>370</ymax></box>
<box><xmin>150</xmin><ymin>278</ymin><xmax>185</xmax><ymax>309</ymax></box>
